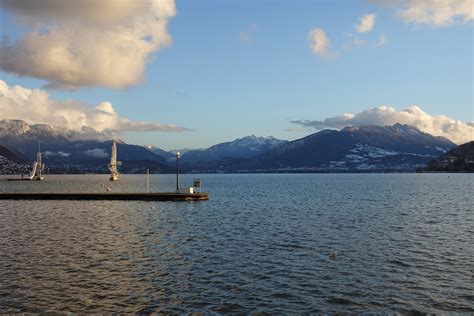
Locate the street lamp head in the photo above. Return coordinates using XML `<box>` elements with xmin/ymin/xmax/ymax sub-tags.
<box><xmin>176</xmin><ymin>152</ymin><xmax>180</xmax><ymax>158</ymax></box>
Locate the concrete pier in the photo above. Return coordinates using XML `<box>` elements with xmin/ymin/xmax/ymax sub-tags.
<box><xmin>0</xmin><ymin>192</ymin><xmax>208</xmax><ymax>201</ymax></box>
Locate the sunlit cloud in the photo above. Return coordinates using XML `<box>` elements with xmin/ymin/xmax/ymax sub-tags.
<box><xmin>308</xmin><ymin>28</ymin><xmax>336</xmax><ymax>59</ymax></box>
<box><xmin>0</xmin><ymin>0</ymin><xmax>176</xmax><ymax>90</ymax></box>
<box><xmin>291</xmin><ymin>105</ymin><xmax>473</xmax><ymax>144</ymax></box>
<box><xmin>356</xmin><ymin>13</ymin><xmax>376</xmax><ymax>33</ymax></box>
<box><xmin>371</xmin><ymin>0</ymin><xmax>473</xmax><ymax>26</ymax></box>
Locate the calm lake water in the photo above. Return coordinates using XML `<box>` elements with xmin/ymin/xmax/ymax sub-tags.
<box><xmin>0</xmin><ymin>174</ymin><xmax>472</xmax><ymax>313</ymax></box>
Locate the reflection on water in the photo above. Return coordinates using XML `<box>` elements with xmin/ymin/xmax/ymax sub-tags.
<box><xmin>0</xmin><ymin>174</ymin><xmax>473</xmax><ymax>313</ymax></box>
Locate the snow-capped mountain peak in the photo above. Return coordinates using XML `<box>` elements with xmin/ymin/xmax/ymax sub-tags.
<box><xmin>179</xmin><ymin>135</ymin><xmax>288</xmax><ymax>162</ymax></box>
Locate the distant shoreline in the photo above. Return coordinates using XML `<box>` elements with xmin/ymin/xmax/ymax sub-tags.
<box><xmin>1</xmin><ymin>171</ymin><xmax>472</xmax><ymax>177</ymax></box>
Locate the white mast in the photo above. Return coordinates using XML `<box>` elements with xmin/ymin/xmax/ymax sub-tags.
<box><xmin>30</xmin><ymin>142</ymin><xmax>44</xmax><ymax>181</ymax></box>
<box><xmin>108</xmin><ymin>141</ymin><xmax>120</xmax><ymax>181</ymax></box>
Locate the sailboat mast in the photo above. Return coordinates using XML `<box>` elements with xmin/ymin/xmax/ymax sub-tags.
<box><xmin>38</xmin><ymin>142</ymin><xmax>41</xmax><ymax>178</ymax></box>
<box><xmin>109</xmin><ymin>141</ymin><xmax>119</xmax><ymax>181</ymax></box>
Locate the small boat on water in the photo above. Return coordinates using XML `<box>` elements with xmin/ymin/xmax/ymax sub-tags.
<box><xmin>108</xmin><ymin>141</ymin><xmax>121</xmax><ymax>181</ymax></box>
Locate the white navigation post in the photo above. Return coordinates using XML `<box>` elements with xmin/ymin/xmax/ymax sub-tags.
<box><xmin>108</xmin><ymin>141</ymin><xmax>120</xmax><ymax>181</ymax></box>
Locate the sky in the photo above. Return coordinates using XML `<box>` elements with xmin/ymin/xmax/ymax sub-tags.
<box><xmin>0</xmin><ymin>0</ymin><xmax>473</xmax><ymax>149</ymax></box>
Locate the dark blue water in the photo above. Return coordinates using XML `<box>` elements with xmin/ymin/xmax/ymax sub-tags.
<box><xmin>0</xmin><ymin>174</ymin><xmax>472</xmax><ymax>313</ymax></box>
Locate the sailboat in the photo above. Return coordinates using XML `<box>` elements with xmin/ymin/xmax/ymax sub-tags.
<box><xmin>108</xmin><ymin>141</ymin><xmax>121</xmax><ymax>181</ymax></box>
<box><xmin>29</xmin><ymin>144</ymin><xmax>45</xmax><ymax>181</ymax></box>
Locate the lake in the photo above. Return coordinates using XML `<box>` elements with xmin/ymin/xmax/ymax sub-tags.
<box><xmin>0</xmin><ymin>174</ymin><xmax>472</xmax><ymax>313</ymax></box>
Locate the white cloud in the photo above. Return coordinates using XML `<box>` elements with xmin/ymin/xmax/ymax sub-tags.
<box><xmin>308</xmin><ymin>28</ymin><xmax>336</xmax><ymax>59</ymax></box>
<box><xmin>285</xmin><ymin>127</ymin><xmax>309</xmax><ymax>132</ymax></box>
<box><xmin>371</xmin><ymin>0</ymin><xmax>473</xmax><ymax>26</ymax></box>
<box><xmin>239</xmin><ymin>32</ymin><xmax>253</xmax><ymax>43</ymax></box>
<box><xmin>0</xmin><ymin>80</ymin><xmax>190</xmax><ymax>135</ymax></box>
<box><xmin>356</xmin><ymin>14</ymin><xmax>376</xmax><ymax>33</ymax></box>
<box><xmin>375</xmin><ymin>34</ymin><xmax>388</xmax><ymax>47</ymax></box>
<box><xmin>239</xmin><ymin>23</ymin><xmax>258</xmax><ymax>44</ymax></box>
<box><xmin>84</xmin><ymin>148</ymin><xmax>109</xmax><ymax>158</ymax></box>
<box><xmin>0</xmin><ymin>0</ymin><xmax>176</xmax><ymax>89</ymax></box>
<box><xmin>352</xmin><ymin>37</ymin><xmax>366</xmax><ymax>46</ymax></box>
<box><xmin>44</xmin><ymin>151</ymin><xmax>71</xmax><ymax>157</ymax></box>
<box><xmin>291</xmin><ymin>105</ymin><xmax>473</xmax><ymax>144</ymax></box>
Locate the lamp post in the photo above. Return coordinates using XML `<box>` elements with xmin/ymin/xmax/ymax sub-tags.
<box><xmin>176</xmin><ymin>152</ymin><xmax>180</xmax><ymax>192</ymax></box>
<box><xmin>146</xmin><ymin>168</ymin><xmax>149</xmax><ymax>193</ymax></box>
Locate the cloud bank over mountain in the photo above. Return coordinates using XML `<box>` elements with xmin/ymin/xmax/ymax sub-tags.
<box><xmin>291</xmin><ymin>106</ymin><xmax>473</xmax><ymax>144</ymax></box>
<box><xmin>0</xmin><ymin>80</ymin><xmax>190</xmax><ymax>134</ymax></box>
<box><xmin>0</xmin><ymin>0</ymin><xmax>176</xmax><ymax>89</ymax></box>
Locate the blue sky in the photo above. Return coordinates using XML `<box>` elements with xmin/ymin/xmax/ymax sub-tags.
<box><xmin>0</xmin><ymin>0</ymin><xmax>472</xmax><ymax>149</ymax></box>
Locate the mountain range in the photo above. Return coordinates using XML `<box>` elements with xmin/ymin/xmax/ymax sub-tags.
<box><xmin>0</xmin><ymin>119</ymin><xmax>171</xmax><ymax>174</ymax></box>
<box><xmin>0</xmin><ymin>119</ymin><xmax>461</xmax><ymax>173</ymax></box>
<box><xmin>0</xmin><ymin>145</ymin><xmax>28</xmax><ymax>174</ymax></box>
<box><xmin>240</xmin><ymin>124</ymin><xmax>456</xmax><ymax>172</ymax></box>
<box><xmin>180</xmin><ymin>135</ymin><xmax>286</xmax><ymax>162</ymax></box>
<box><xmin>424</xmin><ymin>141</ymin><xmax>474</xmax><ymax>172</ymax></box>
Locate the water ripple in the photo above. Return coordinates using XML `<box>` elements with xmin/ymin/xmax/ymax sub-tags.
<box><xmin>0</xmin><ymin>174</ymin><xmax>473</xmax><ymax>313</ymax></box>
